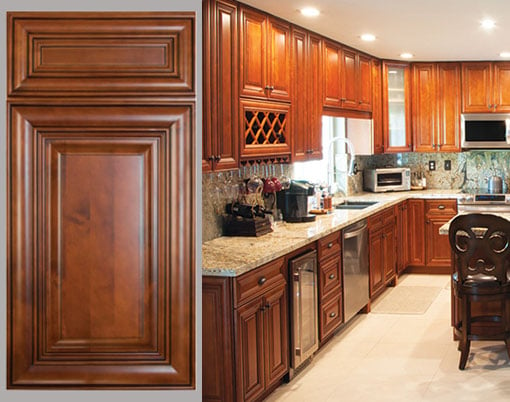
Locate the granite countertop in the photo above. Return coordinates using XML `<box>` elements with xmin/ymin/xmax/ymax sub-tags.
<box><xmin>438</xmin><ymin>212</ymin><xmax>510</xmax><ymax>235</ymax></box>
<box><xmin>203</xmin><ymin>189</ymin><xmax>462</xmax><ymax>277</ymax></box>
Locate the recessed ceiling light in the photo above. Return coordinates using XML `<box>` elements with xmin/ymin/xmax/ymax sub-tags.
<box><xmin>500</xmin><ymin>52</ymin><xmax>510</xmax><ymax>58</ymax></box>
<box><xmin>400</xmin><ymin>53</ymin><xmax>414</xmax><ymax>59</ymax></box>
<box><xmin>481</xmin><ymin>18</ymin><xmax>496</xmax><ymax>30</ymax></box>
<box><xmin>360</xmin><ymin>33</ymin><xmax>376</xmax><ymax>42</ymax></box>
<box><xmin>300</xmin><ymin>7</ymin><xmax>320</xmax><ymax>17</ymax></box>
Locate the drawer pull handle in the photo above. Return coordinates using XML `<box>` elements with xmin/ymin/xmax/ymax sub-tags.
<box><xmin>258</xmin><ymin>277</ymin><xmax>267</xmax><ymax>286</ymax></box>
<box><xmin>438</xmin><ymin>205</ymin><xmax>445</xmax><ymax>210</ymax></box>
<box><xmin>329</xmin><ymin>312</ymin><xmax>336</xmax><ymax>318</ymax></box>
<box><xmin>328</xmin><ymin>242</ymin><xmax>333</xmax><ymax>248</ymax></box>
<box><xmin>328</xmin><ymin>274</ymin><xmax>336</xmax><ymax>280</ymax></box>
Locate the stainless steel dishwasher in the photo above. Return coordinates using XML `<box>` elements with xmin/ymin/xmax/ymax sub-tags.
<box><xmin>342</xmin><ymin>219</ymin><xmax>369</xmax><ymax>322</ymax></box>
<box><xmin>289</xmin><ymin>250</ymin><xmax>318</xmax><ymax>378</ymax></box>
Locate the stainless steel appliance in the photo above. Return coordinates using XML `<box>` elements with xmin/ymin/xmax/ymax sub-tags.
<box><xmin>488</xmin><ymin>175</ymin><xmax>504</xmax><ymax>194</ymax></box>
<box><xmin>342</xmin><ymin>220</ymin><xmax>370</xmax><ymax>322</ymax></box>
<box><xmin>458</xmin><ymin>193</ymin><xmax>510</xmax><ymax>213</ymax></box>
<box><xmin>461</xmin><ymin>114</ymin><xmax>510</xmax><ymax>149</ymax></box>
<box><xmin>364</xmin><ymin>167</ymin><xmax>411</xmax><ymax>193</ymax></box>
<box><xmin>289</xmin><ymin>250</ymin><xmax>319</xmax><ymax>377</ymax></box>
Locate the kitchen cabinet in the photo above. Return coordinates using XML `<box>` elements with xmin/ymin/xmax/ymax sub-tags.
<box><xmin>382</xmin><ymin>61</ymin><xmax>412</xmax><ymax>153</ymax></box>
<box><xmin>7</xmin><ymin>12</ymin><xmax>195</xmax><ymax>389</ymax></box>
<box><xmin>462</xmin><ymin>62</ymin><xmax>510</xmax><ymax>113</ymax></box>
<box><xmin>239</xmin><ymin>6</ymin><xmax>291</xmax><ymax>102</ymax></box>
<box><xmin>322</xmin><ymin>41</ymin><xmax>372</xmax><ymax>112</ymax></box>
<box><xmin>369</xmin><ymin>207</ymin><xmax>396</xmax><ymax>299</ymax></box>
<box><xmin>408</xmin><ymin>199</ymin><xmax>426</xmax><ymax>266</ymax></box>
<box><xmin>425</xmin><ymin>200</ymin><xmax>458</xmax><ymax>269</ymax></box>
<box><xmin>203</xmin><ymin>257</ymin><xmax>288</xmax><ymax>402</ymax></box>
<box><xmin>292</xmin><ymin>28</ymin><xmax>323</xmax><ymax>161</ymax></box>
<box><xmin>396</xmin><ymin>201</ymin><xmax>410</xmax><ymax>275</ymax></box>
<box><xmin>203</xmin><ymin>0</ymin><xmax>239</xmax><ymax>171</ymax></box>
<box><xmin>317</xmin><ymin>231</ymin><xmax>343</xmax><ymax>343</ymax></box>
<box><xmin>372</xmin><ymin>58</ymin><xmax>384</xmax><ymax>154</ymax></box>
<box><xmin>412</xmin><ymin>63</ymin><xmax>461</xmax><ymax>153</ymax></box>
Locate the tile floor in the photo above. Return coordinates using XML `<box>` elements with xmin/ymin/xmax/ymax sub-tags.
<box><xmin>265</xmin><ymin>274</ymin><xmax>510</xmax><ymax>402</ymax></box>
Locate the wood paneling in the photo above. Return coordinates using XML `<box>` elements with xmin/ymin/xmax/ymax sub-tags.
<box><xmin>7</xmin><ymin>13</ymin><xmax>194</xmax><ymax>96</ymax></box>
<box><xmin>8</xmin><ymin>104</ymin><xmax>194</xmax><ymax>388</ymax></box>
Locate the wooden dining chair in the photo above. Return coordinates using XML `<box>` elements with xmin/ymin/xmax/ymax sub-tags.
<box><xmin>448</xmin><ymin>213</ymin><xmax>510</xmax><ymax>370</ymax></box>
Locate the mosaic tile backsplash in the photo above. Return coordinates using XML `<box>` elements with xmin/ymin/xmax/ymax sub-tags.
<box><xmin>202</xmin><ymin>151</ymin><xmax>510</xmax><ymax>242</ymax></box>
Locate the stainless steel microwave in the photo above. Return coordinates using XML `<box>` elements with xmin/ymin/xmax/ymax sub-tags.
<box><xmin>364</xmin><ymin>168</ymin><xmax>411</xmax><ymax>193</ymax></box>
<box><xmin>461</xmin><ymin>114</ymin><xmax>510</xmax><ymax>148</ymax></box>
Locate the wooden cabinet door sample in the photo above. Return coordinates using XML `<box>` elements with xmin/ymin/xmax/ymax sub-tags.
<box><xmin>8</xmin><ymin>104</ymin><xmax>194</xmax><ymax>388</ymax></box>
<box><xmin>8</xmin><ymin>13</ymin><xmax>194</xmax><ymax>97</ymax></box>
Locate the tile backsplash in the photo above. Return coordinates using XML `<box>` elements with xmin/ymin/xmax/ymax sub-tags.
<box><xmin>202</xmin><ymin>150</ymin><xmax>510</xmax><ymax>242</ymax></box>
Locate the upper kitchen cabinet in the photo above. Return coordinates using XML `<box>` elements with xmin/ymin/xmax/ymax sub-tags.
<box><xmin>323</xmin><ymin>41</ymin><xmax>372</xmax><ymax>112</ymax></box>
<box><xmin>382</xmin><ymin>61</ymin><xmax>412</xmax><ymax>153</ymax></box>
<box><xmin>462</xmin><ymin>62</ymin><xmax>510</xmax><ymax>113</ymax></box>
<box><xmin>412</xmin><ymin>63</ymin><xmax>461</xmax><ymax>153</ymax></box>
<box><xmin>291</xmin><ymin>28</ymin><xmax>323</xmax><ymax>161</ymax></box>
<box><xmin>239</xmin><ymin>6</ymin><xmax>291</xmax><ymax>102</ymax></box>
<box><xmin>372</xmin><ymin>58</ymin><xmax>384</xmax><ymax>154</ymax></box>
<box><xmin>7</xmin><ymin>13</ymin><xmax>194</xmax><ymax>97</ymax></box>
<box><xmin>203</xmin><ymin>0</ymin><xmax>239</xmax><ymax>172</ymax></box>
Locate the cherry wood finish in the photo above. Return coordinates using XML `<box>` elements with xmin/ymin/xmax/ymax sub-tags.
<box><xmin>203</xmin><ymin>0</ymin><xmax>239</xmax><ymax>171</ymax></box>
<box><xmin>7</xmin><ymin>13</ymin><xmax>194</xmax><ymax>97</ymax></box>
<box><xmin>239</xmin><ymin>6</ymin><xmax>291</xmax><ymax>102</ymax></box>
<box><xmin>407</xmin><ymin>199</ymin><xmax>426</xmax><ymax>267</ymax></box>
<box><xmin>341</xmin><ymin>48</ymin><xmax>358</xmax><ymax>109</ymax></box>
<box><xmin>369</xmin><ymin>207</ymin><xmax>396</xmax><ymax>299</ymax></box>
<box><xmin>319</xmin><ymin>293</ymin><xmax>343</xmax><ymax>341</ymax></box>
<box><xmin>323</xmin><ymin>40</ymin><xmax>342</xmax><ymax>109</ymax></box>
<box><xmin>382</xmin><ymin>61</ymin><xmax>412</xmax><ymax>153</ymax></box>
<box><xmin>425</xmin><ymin>200</ymin><xmax>457</xmax><ymax>269</ymax></box>
<box><xmin>412</xmin><ymin>63</ymin><xmax>461</xmax><ymax>153</ymax></box>
<box><xmin>292</xmin><ymin>29</ymin><xmax>323</xmax><ymax>161</ymax></box>
<box><xmin>7</xmin><ymin>104</ymin><xmax>194</xmax><ymax>388</ymax></box>
<box><xmin>372</xmin><ymin>59</ymin><xmax>384</xmax><ymax>154</ymax></box>
<box><xmin>358</xmin><ymin>54</ymin><xmax>373</xmax><ymax>111</ymax></box>
<box><xmin>396</xmin><ymin>201</ymin><xmax>410</xmax><ymax>275</ymax></box>
<box><xmin>462</xmin><ymin>62</ymin><xmax>510</xmax><ymax>113</ymax></box>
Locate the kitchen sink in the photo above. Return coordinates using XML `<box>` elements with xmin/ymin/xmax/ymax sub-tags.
<box><xmin>335</xmin><ymin>201</ymin><xmax>379</xmax><ymax>210</ymax></box>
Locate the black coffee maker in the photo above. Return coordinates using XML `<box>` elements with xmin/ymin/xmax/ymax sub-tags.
<box><xmin>276</xmin><ymin>180</ymin><xmax>316</xmax><ymax>223</ymax></box>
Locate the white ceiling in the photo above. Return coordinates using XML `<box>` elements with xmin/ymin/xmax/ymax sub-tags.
<box><xmin>240</xmin><ymin>0</ymin><xmax>510</xmax><ymax>61</ymax></box>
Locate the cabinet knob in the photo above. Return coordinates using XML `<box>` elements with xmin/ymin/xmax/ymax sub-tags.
<box><xmin>341</xmin><ymin>97</ymin><xmax>347</xmax><ymax>102</ymax></box>
<box><xmin>328</xmin><ymin>242</ymin><xmax>333</xmax><ymax>248</ymax></box>
<box><xmin>359</xmin><ymin>100</ymin><xmax>363</xmax><ymax>104</ymax></box>
<box><xmin>214</xmin><ymin>155</ymin><xmax>221</xmax><ymax>162</ymax></box>
<box><xmin>488</xmin><ymin>104</ymin><xmax>493</xmax><ymax>109</ymax></box>
<box><xmin>258</xmin><ymin>277</ymin><xmax>267</xmax><ymax>286</ymax></box>
<box><xmin>329</xmin><ymin>312</ymin><xmax>336</xmax><ymax>318</ymax></box>
<box><xmin>328</xmin><ymin>273</ymin><xmax>336</xmax><ymax>280</ymax></box>
<box><xmin>207</xmin><ymin>156</ymin><xmax>214</xmax><ymax>161</ymax></box>
<box><xmin>438</xmin><ymin>205</ymin><xmax>445</xmax><ymax>210</ymax></box>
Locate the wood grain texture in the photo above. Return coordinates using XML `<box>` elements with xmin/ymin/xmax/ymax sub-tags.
<box><xmin>7</xmin><ymin>12</ymin><xmax>194</xmax><ymax>96</ymax></box>
<box><xmin>7</xmin><ymin>104</ymin><xmax>195</xmax><ymax>388</ymax></box>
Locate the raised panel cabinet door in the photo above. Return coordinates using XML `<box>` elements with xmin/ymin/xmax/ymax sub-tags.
<box><xmin>461</xmin><ymin>62</ymin><xmax>492</xmax><ymax>113</ymax></box>
<box><xmin>7</xmin><ymin>12</ymin><xmax>194</xmax><ymax>96</ymax></box>
<box><xmin>493</xmin><ymin>62</ymin><xmax>510</xmax><ymax>112</ymax></box>
<box><xmin>369</xmin><ymin>229</ymin><xmax>384</xmax><ymax>298</ymax></box>
<box><xmin>291</xmin><ymin>27</ymin><xmax>308</xmax><ymax>161</ymax></box>
<box><xmin>412</xmin><ymin>63</ymin><xmax>437</xmax><ymax>152</ymax></box>
<box><xmin>341</xmin><ymin>47</ymin><xmax>358</xmax><ymax>109</ymax></box>
<box><xmin>372</xmin><ymin>59</ymin><xmax>384</xmax><ymax>154</ymax></box>
<box><xmin>358</xmin><ymin>54</ymin><xmax>373</xmax><ymax>111</ymax></box>
<box><xmin>437</xmin><ymin>63</ymin><xmax>461</xmax><ymax>152</ymax></box>
<box><xmin>240</xmin><ymin>7</ymin><xmax>267</xmax><ymax>99</ymax></box>
<box><xmin>7</xmin><ymin>104</ymin><xmax>194</xmax><ymax>388</ymax></box>
<box><xmin>426</xmin><ymin>216</ymin><xmax>454</xmax><ymax>267</ymax></box>
<box><xmin>383</xmin><ymin>222</ymin><xmax>396</xmax><ymax>282</ymax></box>
<box><xmin>203</xmin><ymin>0</ymin><xmax>239</xmax><ymax>171</ymax></box>
<box><xmin>308</xmin><ymin>34</ymin><xmax>323</xmax><ymax>160</ymax></box>
<box><xmin>235</xmin><ymin>297</ymin><xmax>265</xmax><ymax>402</ymax></box>
<box><xmin>263</xmin><ymin>283</ymin><xmax>289</xmax><ymax>390</ymax></box>
<box><xmin>323</xmin><ymin>41</ymin><xmax>342</xmax><ymax>108</ymax></box>
<box><xmin>407</xmin><ymin>199</ymin><xmax>426</xmax><ymax>266</ymax></box>
<box><xmin>267</xmin><ymin>18</ymin><xmax>291</xmax><ymax>101</ymax></box>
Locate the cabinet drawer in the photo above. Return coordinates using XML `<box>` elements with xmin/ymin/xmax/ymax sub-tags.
<box><xmin>425</xmin><ymin>199</ymin><xmax>457</xmax><ymax>216</ymax></box>
<box><xmin>319</xmin><ymin>255</ymin><xmax>342</xmax><ymax>301</ymax></box>
<box><xmin>317</xmin><ymin>231</ymin><xmax>341</xmax><ymax>261</ymax></box>
<box><xmin>320</xmin><ymin>292</ymin><xmax>343</xmax><ymax>341</ymax></box>
<box><xmin>234</xmin><ymin>257</ymin><xmax>286</xmax><ymax>307</ymax></box>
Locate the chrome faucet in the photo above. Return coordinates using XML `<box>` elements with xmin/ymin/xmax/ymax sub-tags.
<box><xmin>327</xmin><ymin>136</ymin><xmax>356</xmax><ymax>196</ymax></box>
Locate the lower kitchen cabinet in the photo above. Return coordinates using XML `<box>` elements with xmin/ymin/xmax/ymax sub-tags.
<box><xmin>203</xmin><ymin>257</ymin><xmax>288</xmax><ymax>402</ymax></box>
<box><xmin>369</xmin><ymin>207</ymin><xmax>396</xmax><ymax>299</ymax></box>
<box><xmin>396</xmin><ymin>201</ymin><xmax>410</xmax><ymax>274</ymax></box>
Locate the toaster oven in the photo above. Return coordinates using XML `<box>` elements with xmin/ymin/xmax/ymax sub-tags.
<box><xmin>364</xmin><ymin>168</ymin><xmax>411</xmax><ymax>192</ymax></box>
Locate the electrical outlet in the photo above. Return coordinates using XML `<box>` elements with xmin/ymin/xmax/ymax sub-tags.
<box><xmin>444</xmin><ymin>160</ymin><xmax>451</xmax><ymax>171</ymax></box>
<box><xmin>429</xmin><ymin>160</ymin><xmax>436</xmax><ymax>171</ymax></box>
